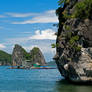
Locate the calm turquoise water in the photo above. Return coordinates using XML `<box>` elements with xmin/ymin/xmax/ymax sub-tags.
<box><xmin>0</xmin><ymin>66</ymin><xmax>92</xmax><ymax>92</ymax></box>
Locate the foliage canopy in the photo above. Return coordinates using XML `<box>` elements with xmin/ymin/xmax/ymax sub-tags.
<box><xmin>74</xmin><ymin>0</ymin><xmax>92</xmax><ymax>19</ymax></box>
<box><xmin>0</xmin><ymin>50</ymin><xmax>12</xmax><ymax>64</ymax></box>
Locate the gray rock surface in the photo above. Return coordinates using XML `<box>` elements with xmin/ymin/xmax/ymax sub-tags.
<box><xmin>12</xmin><ymin>44</ymin><xmax>26</xmax><ymax>66</ymax></box>
<box><xmin>12</xmin><ymin>44</ymin><xmax>46</xmax><ymax>67</ymax></box>
<box><xmin>30</xmin><ymin>47</ymin><xmax>46</xmax><ymax>66</ymax></box>
<box><xmin>55</xmin><ymin>0</ymin><xmax>92</xmax><ymax>83</ymax></box>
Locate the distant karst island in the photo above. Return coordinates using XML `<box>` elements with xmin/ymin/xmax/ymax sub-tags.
<box><xmin>12</xmin><ymin>44</ymin><xmax>47</xmax><ymax>69</ymax></box>
<box><xmin>0</xmin><ymin>44</ymin><xmax>48</xmax><ymax>69</ymax></box>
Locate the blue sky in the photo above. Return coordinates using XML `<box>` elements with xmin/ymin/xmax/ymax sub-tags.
<box><xmin>0</xmin><ymin>0</ymin><xmax>59</xmax><ymax>62</ymax></box>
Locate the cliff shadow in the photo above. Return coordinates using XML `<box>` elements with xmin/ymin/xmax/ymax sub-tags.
<box><xmin>55</xmin><ymin>79</ymin><xmax>92</xmax><ymax>92</ymax></box>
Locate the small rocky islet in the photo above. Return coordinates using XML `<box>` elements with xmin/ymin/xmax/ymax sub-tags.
<box><xmin>54</xmin><ymin>0</ymin><xmax>92</xmax><ymax>83</ymax></box>
<box><xmin>12</xmin><ymin>44</ymin><xmax>46</xmax><ymax>69</ymax></box>
<box><xmin>0</xmin><ymin>44</ymin><xmax>47</xmax><ymax>69</ymax></box>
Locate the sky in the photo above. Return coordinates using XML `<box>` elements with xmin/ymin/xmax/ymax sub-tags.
<box><xmin>0</xmin><ymin>0</ymin><xmax>59</xmax><ymax>62</ymax></box>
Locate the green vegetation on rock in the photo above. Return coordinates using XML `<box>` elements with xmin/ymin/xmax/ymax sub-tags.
<box><xmin>51</xmin><ymin>44</ymin><xmax>56</xmax><ymax>48</ymax></box>
<box><xmin>51</xmin><ymin>43</ymin><xmax>59</xmax><ymax>48</ymax></box>
<box><xmin>31</xmin><ymin>47</ymin><xmax>39</xmax><ymax>55</ymax></box>
<box><xmin>74</xmin><ymin>45</ymin><xmax>82</xmax><ymax>52</ymax></box>
<box><xmin>69</xmin><ymin>36</ymin><xmax>79</xmax><ymax>45</ymax></box>
<box><xmin>22</xmin><ymin>48</ymin><xmax>31</xmax><ymax>60</ymax></box>
<box><xmin>58</xmin><ymin>0</ymin><xmax>70</xmax><ymax>6</ymax></box>
<box><xmin>0</xmin><ymin>50</ymin><xmax>11</xmax><ymax>65</ymax></box>
<box><xmin>64</xmin><ymin>24</ymin><xmax>71</xmax><ymax>31</ymax></box>
<box><xmin>58</xmin><ymin>0</ymin><xmax>92</xmax><ymax>20</ymax></box>
<box><xmin>74</xmin><ymin>0</ymin><xmax>92</xmax><ymax>19</ymax></box>
<box><xmin>30</xmin><ymin>47</ymin><xmax>40</xmax><ymax>61</ymax></box>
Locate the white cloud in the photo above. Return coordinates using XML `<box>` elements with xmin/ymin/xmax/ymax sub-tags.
<box><xmin>11</xmin><ymin>10</ymin><xmax>58</xmax><ymax>24</ymax></box>
<box><xmin>0</xmin><ymin>44</ymin><xmax>6</xmax><ymax>49</ymax></box>
<box><xmin>6</xmin><ymin>29</ymin><xmax>56</xmax><ymax>43</ymax></box>
<box><xmin>6</xmin><ymin>12</ymin><xmax>38</xmax><ymax>18</ymax></box>
<box><xmin>6</xmin><ymin>37</ymin><xmax>29</xmax><ymax>45</ymax></box>
<box><xmin>29</xmin><ymin>29</ymin><xmax>56</xmax><ymax>40</ymax></box>
<box><xmin>0</xmin><ymin>15</ymin><xmax>6</xmax><ymax>18</ymax></box>
<box><xmin>24</xmin><ymin>44</ymin><xmax>56</xmax><ymax>54</ymax></box>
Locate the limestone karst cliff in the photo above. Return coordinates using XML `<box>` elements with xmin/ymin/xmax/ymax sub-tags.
<box><xmin>12</xmin><ymin>44</ymin><xmax>46</xmax><ymax>67</ymax></box>
<box><xmin>30</xmin><ymin>47</ymin><xmax>46</xmax><ymax>66</ymax></box>
<box><xmin>12</xmin><ymin>44</ymin><xmax>31</xmax><ymax>66</ymax></box>
<box><xmin>54</xmin><ymin>0</ymin><xmax>92</xmax><ymax>83</ymax></box>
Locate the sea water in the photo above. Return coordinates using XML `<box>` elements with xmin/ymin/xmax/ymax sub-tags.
<box><xmin>0</xmin><ymin>66</ymin><xmax>92</xmax><ymax>92</ymax></box>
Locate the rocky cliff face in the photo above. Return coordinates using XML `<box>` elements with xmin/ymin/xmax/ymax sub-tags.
<box><xmin>30</xmin><ymin>47</ymin><xmax>46</xmax><ymax>66</ymax></box>
<box><xmin>12</xmin><ymin>44</ymin><xmax>27</xmax><ymax>66</ymax></box>
<box><xmin>55</xmin><ymin>0</ymin><xmax>92</xmax><ymax>83</ymax></box>
<box><xmin>12</xmin><ymin>44</ymin><xmax>46</xmax><ymax>66</ymax></box>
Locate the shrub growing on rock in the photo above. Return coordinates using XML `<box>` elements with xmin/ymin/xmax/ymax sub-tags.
<box><xmin>74</xmin><ymin>0</ymin><xmax>92</xmax><ymax>19</ymax></box>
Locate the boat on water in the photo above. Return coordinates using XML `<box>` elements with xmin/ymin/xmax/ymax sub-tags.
<box><xmin>8</xmin><ymin>63</ymin><xmax>56</xmax><ymax>69</ymax></box>
<box><xmin>30</xmin><ymin>63</ymin><xmax>56</xmax><ymax>69</ymax></box>
<box><xmin>8</xmin><ymin>66</ymin><xmax>56</xmax><ymax>69</ymax></box>
<box><xmin>31</xmin><ymin>67</ymin><xmax>56</xmax><ymax>69</ymax></box>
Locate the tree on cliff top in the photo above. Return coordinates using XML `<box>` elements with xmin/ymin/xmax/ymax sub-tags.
<box><xmin>58</xmin><ymin>0</ymin><xmax>70</xmax><ymax>6</ymax></box>
<box><xmin>58</xmin><ymin>0</ymin><xmax>92</xmax><ymax>19</ymax></box>
<box><xmin>74</xmin><ymin>0</ymin><xmax>92</xmax><ymax>19</ymax></box>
